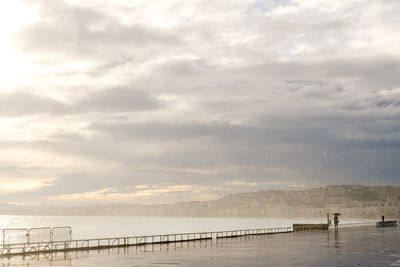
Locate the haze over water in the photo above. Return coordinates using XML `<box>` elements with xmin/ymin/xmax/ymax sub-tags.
<box><xmin>0</xmin><ymin>215</ymin><xmax>352</xmax><ymax>240</ymax></box>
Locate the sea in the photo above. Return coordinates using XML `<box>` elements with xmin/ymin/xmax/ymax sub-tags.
<box><xmin>1</xmin><ymin>215</ymin><xmax>398</xmax><ymax>267</ymax></box>
<box><xmin>0</xmin><ymin>215</ymin><xmax>362</xmax><ymax>240</ymax></box>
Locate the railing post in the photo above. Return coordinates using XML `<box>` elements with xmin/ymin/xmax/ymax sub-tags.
<box><xmin>26</xmin><ymin>229</ymin><xmax>30</xmax><ymax>245</ymax></box>
<box><xmin>50</xmin><ymin>228</ymin><xmax>53</xmax><ymax>251</ymax></box>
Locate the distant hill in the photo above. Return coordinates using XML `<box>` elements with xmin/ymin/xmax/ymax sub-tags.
<box><xmin>158</xmin><ymin>184</ymin><xmax>400</xmax><ymax>219</ymax></box>
<box><xmin>1</xmin><ymin>185</ymin><xmax>399</xmax><ymax>219</ymax></box>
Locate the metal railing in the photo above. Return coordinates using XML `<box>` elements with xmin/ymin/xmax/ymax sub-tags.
<box><xmin>0</xmin><ymin>227</ymin><xmax>294</xmax><ymax>256</ymax></box>
<box><xmin>0</xmin><ymin>222</ymin><xmax>381</xmax><ymax>257</ymax></box>
<box><xmin>1</xmin><ymin>226</ymin><xmax>71</xmax><ymax>248</ymax></box>
<box><xmin>331</xmin><ymin>222</ymin><xmax>377</xmax><ymax>229</ymax></box>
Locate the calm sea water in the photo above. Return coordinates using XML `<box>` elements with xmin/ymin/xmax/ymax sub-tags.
<box><xmin>0</xmin><ymin>215</ymin><xmax>361</xmax><ymax>240</ymax></box>
<box><xmin>0</xmin><ymin>216</ymin><xmax>391</xmax><ymax>267</ymax></box>
<box><xmin>63</xmin><ymin>226</ymin><xmax>398</xmax><ymax>267</ymax></box>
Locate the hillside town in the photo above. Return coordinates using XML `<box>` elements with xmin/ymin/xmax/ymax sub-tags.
<box><xmin>1</xmin><ymin>185</ymin><xmax>399</xmax><ymax>219</ymax></box>
<box><xmin>171</xmin><ymin>185</ymin><xmax>400</xmax><ymax>219</ymax></box>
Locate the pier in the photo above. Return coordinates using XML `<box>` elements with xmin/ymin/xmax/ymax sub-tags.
<box><xmin>0</xmin><ymin>222</ymin><xmax>380</xmax><ymax>257</ymax></box>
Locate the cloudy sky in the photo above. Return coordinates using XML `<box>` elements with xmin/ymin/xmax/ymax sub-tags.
<box><xmin>0</xmin><ymin>0</ymin><xmax>399</xmax><ymax>205</ymax></box>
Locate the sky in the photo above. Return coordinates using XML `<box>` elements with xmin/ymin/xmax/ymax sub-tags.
<box><xmin>0</xmin><ymin>0</ymin><xmax>399</xmax><ymax>206</ymax></box>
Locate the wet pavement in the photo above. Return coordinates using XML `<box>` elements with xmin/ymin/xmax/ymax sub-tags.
<box><xmin>2</xmin><ymin>226</ymin><xmax>400</xmax><ymax>266</ymax></box>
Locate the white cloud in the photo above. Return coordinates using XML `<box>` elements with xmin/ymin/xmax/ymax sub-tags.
<box><xmin>0</xmin><ymin>177</ymin><xmax>54</xmax><ymax>193</ymax></box>
<box><xmin>48</xmin><ymin>184</ymin><xmax>200</xmax><ymax>204</ymax></box>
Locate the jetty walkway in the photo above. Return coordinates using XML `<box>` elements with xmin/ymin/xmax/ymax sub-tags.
<box><xmin>0</xmin><ymin>222</ymin><xmax>378</xmax><ymax>257</ymax></box>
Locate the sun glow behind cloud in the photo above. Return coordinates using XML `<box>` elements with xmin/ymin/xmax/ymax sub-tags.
<box><xmin>47</xmin><ymin>184</ymin><xmax>209</xmax><ymax>204</ymax></box>
<box><xmin>0</xmin><ymin>177</ymin><xmax>54</xmax><ymax>193</ymax></box>
<box><xmin>0</xmin><ymin>1</ymin><xmax>39</xmax><ymax>88</ymax></box>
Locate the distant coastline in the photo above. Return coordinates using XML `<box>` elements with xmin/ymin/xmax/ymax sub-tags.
<box><xmin>1</xmin><ymin>185</ymin><xmax>399</xmax><ymax>219</ymax></box>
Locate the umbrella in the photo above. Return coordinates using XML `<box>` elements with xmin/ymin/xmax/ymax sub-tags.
<box><xmin>333</xmin><ymin>212</ymin><xmax>341</xmax><ymax>216</ymax></box>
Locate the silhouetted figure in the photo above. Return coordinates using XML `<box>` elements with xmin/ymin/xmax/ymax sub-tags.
<box><xmin>334</xmin><ymin>215</ymin><xmax>339</xmax><ymax>228</ymax></box>
<box><xmin>382</xmin><ymin>215</ymin><xmax>385</xmax><ymax>222</ymax></box>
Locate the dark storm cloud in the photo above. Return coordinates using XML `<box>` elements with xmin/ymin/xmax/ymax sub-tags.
<box><xmin>138</xmin><ymin>57</ymin><xmax>400</xmax><ymax>103</ymax></box>
<box><xmin>89</xmin><ymin>121</ymin><xmax>339</xmax><ymax>147</ymax></box>
<box><xmin>0</xmin><ymin>88</ymin><xmax>162</xmax><ymax>117</ymax></box>
<box><xmin>75</xmin><ymin>87</ymin><xmax>163</xmax><ymax>113</ymax></box>
<box><xmin>88</xmin><ymin>109</ymin><xmax>400</xmax><ymax>152</ymax></box>
<box><xmin>249</xmin><ymin>57</ymin><xmax>400</xmax><ymax>85</ymax></box>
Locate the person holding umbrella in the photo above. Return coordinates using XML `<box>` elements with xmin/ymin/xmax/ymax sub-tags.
<box><xmin>333</xmin><ymin>212</ymin><xmax>341</xmax><ymax>228</ymax></box>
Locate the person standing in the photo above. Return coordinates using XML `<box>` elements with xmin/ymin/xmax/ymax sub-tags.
<box><xmin>334</xmin><ymin>214</ymin><xmax>339</xmax><ymax>228</ymax></box>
